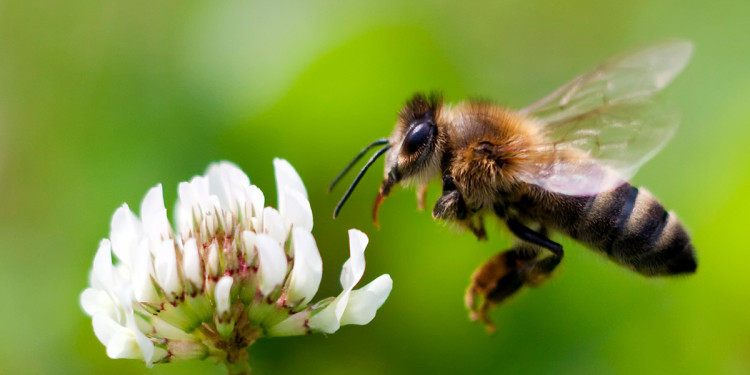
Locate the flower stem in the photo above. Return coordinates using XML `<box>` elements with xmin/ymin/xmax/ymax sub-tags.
<box><xmin>224</xmin><ymin>359</ymin><xmax>251</xmax><ymax>375</ymax></box>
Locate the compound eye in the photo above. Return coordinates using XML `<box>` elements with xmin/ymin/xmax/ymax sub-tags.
<box><xmin>403</xmin><ymin>121</ymin><xmax>433</xmax><ymax>155</ymax></box>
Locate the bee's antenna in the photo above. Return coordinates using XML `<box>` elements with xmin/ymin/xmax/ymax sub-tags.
<box><xmin>333</xmin><ymin>144</ymin><xmax>392</xmax><ymax>219</ymax></box>
<box><xmin>328</xmin><ymin>138</ymin><xmax>390</xmax><ymax>193</ymax></box>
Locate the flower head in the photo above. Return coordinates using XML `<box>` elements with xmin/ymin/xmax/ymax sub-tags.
<box><xmin>80</xmin><ymin>159</ymin><xmax>392</xmax><ymax>374</ymax></box>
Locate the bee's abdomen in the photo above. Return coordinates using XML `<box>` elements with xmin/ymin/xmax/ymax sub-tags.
<box><xmin>569</xmin><ymin>184</ymin><xmax>696</xmax><ymax>276</ymax></box>
<box><xmin>523</xmin><ymin>183</ymin><xmax>697</xmax><ymax>276</ymax></box>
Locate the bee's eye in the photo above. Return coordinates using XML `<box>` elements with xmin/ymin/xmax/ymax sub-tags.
<box><xmin>403</xmin><ymin>121</ymin><xmax>433</xmax><ymax>154</ymax></box>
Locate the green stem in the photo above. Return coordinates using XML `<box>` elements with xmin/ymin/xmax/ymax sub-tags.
<box><xmin>224</xmin><ymin>359</ymin><xmax>251</xmax><ymax>375</ymax></box>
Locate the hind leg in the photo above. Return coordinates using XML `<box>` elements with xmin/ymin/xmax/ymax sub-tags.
<box><xmin>465</xmin><ymin>226</ymin><xmax>563</xmax><ymax>333</ymax></box>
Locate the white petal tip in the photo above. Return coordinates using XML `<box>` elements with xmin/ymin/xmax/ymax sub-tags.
<box><xmin>340</xmin><ymin>274</ymin><xmax>393</xmax><ymax>326</ymax></box>
<box><xmin>215</xmin><ymin>276</ymin><xmax>235</xmax><ymax>316</ymax></box>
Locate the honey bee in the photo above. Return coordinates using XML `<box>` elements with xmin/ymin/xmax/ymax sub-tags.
<box><xmin>329</xmin><ymin>40</ymin><xmax>697</xmax><ymax>331</ymax></box>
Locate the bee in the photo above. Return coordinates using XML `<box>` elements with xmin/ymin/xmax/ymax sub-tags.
<box><xmin>329</xmin><ymin>40</ymin><xmax>697</xmax><ymax>331</ymax></box>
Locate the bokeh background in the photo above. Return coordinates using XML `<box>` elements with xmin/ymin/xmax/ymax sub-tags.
<box><xmin>2</xmin><ymin>0</ymin><xmax>749</xmax><ymax>374</ymax></box>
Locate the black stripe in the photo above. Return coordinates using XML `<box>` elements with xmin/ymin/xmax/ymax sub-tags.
<box><xmin>610</xmin><ymin>189</ymin><xmax>669</xmax><ymax>261</ymax></box>
<box><xmin>648</xmin><ymin>210</ymin><xmax>670</xmax><ymax>248</ymax></box>
<box><xmin>581</xmin><ymin>193</ymin><xmax>598</xmax><ymax>217</ymax></box>
<box><xmin>601</xmin><ymin>185</ymin><xmax>638</xmax><ymax>255</ymax></box>
<box><xmin>615</xmin><ymin>186</ymin><xmax>640</xmax><ymax>236</ymax></box>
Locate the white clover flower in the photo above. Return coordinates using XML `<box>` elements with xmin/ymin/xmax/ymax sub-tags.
<box><xmin>80</xmin><ymin>159</ymin><xmax>392</xmax><ymax>375</ymax></box>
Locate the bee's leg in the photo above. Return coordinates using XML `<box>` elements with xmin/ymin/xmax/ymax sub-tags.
<box><xmin>467</xmin><ymin>215</ymin><xmax>487</xmax><ymax>241</ymax></box>
<box><xmin>432</xmin><ymin>175</ymin><xmax>487</xmax><ymax>240</ymax></box>
<box><xmin>416</xmin><ymin>183</ymin><xmax>428</xmax><ymax>211</ymax></box>
<box><xmin>465</xmin><ymin>243</ymin><xmax>538</xmax><ymax>333</ymax></box>
<box><xmin>505</xmin><ymin>218</ymin><xmax>563</xmax><ymax>256</ymax></box>
<box><xmin>505</xmin><ymin>218</ymin><xmax>565</xmax><ymax>283</ymax></box>
<box><xmin>432</xmin><ymin>175</ymin><xmax>468</xmax><ymax>221</ymax></box>
<box><xmin>519</xmin><ymin>244</ymin><xmax>563</xmax><ymax>287</ymax></box>
<box><xmin>466</xmin><ymin>221</ymin><xmax>564</xmax><ymax>332</ymax></box>
<box><xmin>504</xmin><ymin>219</ymin><xmax>565</xmax><ymax>285</ymax></box>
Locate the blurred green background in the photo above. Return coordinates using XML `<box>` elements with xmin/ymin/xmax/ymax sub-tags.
<box><xmin>2</xmin><ymin>0</ymin><xmax>749</xmax><ymax>374</ymax></box>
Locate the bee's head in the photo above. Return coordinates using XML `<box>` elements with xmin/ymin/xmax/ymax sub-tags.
<box><xmin>379</xmin><ymin>93</ymin><xmax>444</xmax><ymax>199</ymax></box>
<box><xmin>330</xmin><ymin>93</ymin><xmax>445</xmax><ymax>226</ymax></box>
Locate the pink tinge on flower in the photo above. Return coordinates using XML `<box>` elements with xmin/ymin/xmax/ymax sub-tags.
<box><xmin>80</xmin><ymin>159</ymin><xmax>392</xmax><ymax>372</ymax></box>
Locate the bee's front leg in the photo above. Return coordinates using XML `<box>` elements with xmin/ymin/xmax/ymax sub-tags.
<box><xmin>432</xmin><ymin>175</ymin><xmax>487</xmax><ymax>240</ymax></box>
<box><xmin>432</xmin><ymin>175</ymin><xmax>466</xmax><ymax>220</ymax></box>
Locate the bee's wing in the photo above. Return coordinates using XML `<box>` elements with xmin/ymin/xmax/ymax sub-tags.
<box><xmin>517</xmin><ymin>40</ymin><xmax>692</xmax><ymax>196</ymax></box>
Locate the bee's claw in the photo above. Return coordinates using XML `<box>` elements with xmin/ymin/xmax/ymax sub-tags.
<box><xmin>466</xmin><ymin>284</ymin><xmax>497</xmax><ymax>334</ymax></box>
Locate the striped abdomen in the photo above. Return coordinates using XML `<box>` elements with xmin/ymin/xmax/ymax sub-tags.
<box><xmin>519</xmin><ymin>183</ymin><xmax>697</xmax><ymax>276</ymax></box>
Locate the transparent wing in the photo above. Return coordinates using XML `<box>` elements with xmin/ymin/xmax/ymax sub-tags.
<box><xmin>519</xmin><ymin>40</ymin><xmax>692</xmax><ymax>123</ymax></box>
<box><xmin>520</xmin><ymin>100</ymin><xmax>679</xmax><ymax>195</ymax></box>
<box><xmin>517</xmin><ymin>40</ymin><xmax>692</xmax><ymax>196</ymax></box>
